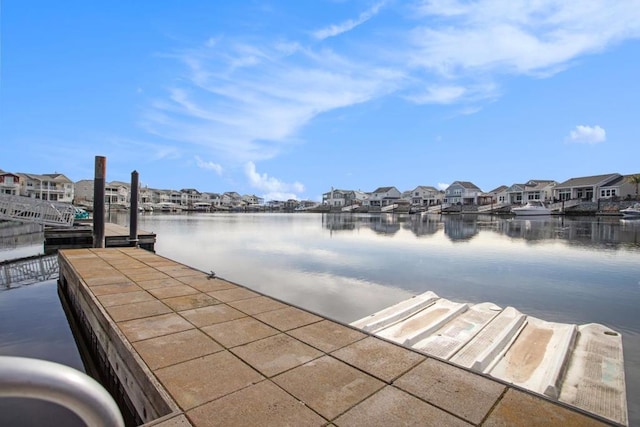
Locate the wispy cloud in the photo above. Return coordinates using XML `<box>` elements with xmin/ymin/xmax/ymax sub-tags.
<box><xmin>566</xmin><ymin>125</ymin><xmax>606</xmax><ymax>144</ymax></box>
<box><xmin>142</xmin><ymin>1</ymin><xmax>640</xmax><ymax>173</ymax></box>
<box><xmin>437</xmin><ymin>182</ymin><xmax>449</xmax><ymax>191</ymax></box>
<box><xmin>313</xmin><ymin>1</ymin><xmax>386</xmax><ymax>40</ymax></box>
<box><xmin>409</xmin><ymin>1</ymin><xmax>640</xmax><ymax>77</ymax></box>
<box><xmin>195</xmin><ymin>155</ymin><xmax>223</xmax><ymax>174</ymax></box>
<box><xmin>244</xmin><ymin>161</ymin><xmax>304</xmax><ymax>200</ymax></box>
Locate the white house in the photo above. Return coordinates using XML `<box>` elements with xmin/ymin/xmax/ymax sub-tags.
<box><xmin>443</xmin><ymin>181</ymin><xmax>482</xmax><ymax>205</ymax></box>
<box><xmin>506</xmin><ymin>180</ymin><xmax>556</xmax><ymax>204</ymax></box>
<box><xmin>366</xmin><ymin>186</ymin><xmax>402</xmax><ymax>207</ymax></box>
<box><xmin>410</xmin><ymin>185</ymin><xmax>442</xmax><ymax>207</ymax></box>
<box><xmin>18</xmin><ymin>173</ymin><xmax>74</xmax><ymax>203</ymax></box>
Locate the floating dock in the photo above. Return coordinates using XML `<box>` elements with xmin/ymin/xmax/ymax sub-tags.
<box><xmin>351</xmin><ymin>291</ymin><xmax>627</xmax><ymax>426</ymax></box>
<box><xmin>45</xmin><ymin>222</ymin><xmax>156</xmax><ymax>253</ymax></box>
<box><xmin>57</xmin><ymin>247</ymin><xmax>619</xmax><ymax>426</ymax></box>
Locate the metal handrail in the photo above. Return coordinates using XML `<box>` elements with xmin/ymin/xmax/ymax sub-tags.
<box><xmin>0</xmin><ymin>356</ymin><xmax>124</xmax><ymax>427</ymax></box>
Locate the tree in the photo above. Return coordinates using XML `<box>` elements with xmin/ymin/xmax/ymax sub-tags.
<box><xmin>628</xmin><ymin>174</ymin><xmax>640</xmax><ymax>199</ymax></box>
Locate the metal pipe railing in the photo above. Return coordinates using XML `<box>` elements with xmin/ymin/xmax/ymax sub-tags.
<box><xmin>0</xmin><ymin>356</ymin><xmax>124</xmax><ymax>427</ymax></box>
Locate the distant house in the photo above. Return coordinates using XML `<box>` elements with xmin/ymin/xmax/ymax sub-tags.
<box><xmin>17</xmin><ymin>173</ymin><xmax>74</xmax><ymax>203</ymax></box>
<box><xmin>506</xmin><ymin>180</ymin><xmax>557</xmax><ymax>204</ymax></box>
<box><xmin>105</xmin><ymin>181</ymin><xmax>130</xmax><ymax>206</ymax></box>
<box><xmin>180</xmin><ymin>188</ymin><xmax>201</xmax><ymax>207</ymax></box>
<box><xmin>486</xmin><ymin>185</ymin><xmax>508</xmax><ymax>204</ymax></box>
<box><xmin>242</xmin><ymin>194</ymin><xmax>264</xmax><ymax>206</ymax></box>
<box><xmin>0</xmin><ymin>172</ymin><xmax>21</xmax><ymax>195</ymax></box>
<box><xmin>322</xmin><ymin>188</ymin><xmax>368</xmax><ymax>207</ymax></box>
<box><xmin>444</xmin><ymin>181</ymin><xmax>482</xmax><ymax>205</ymax></box>
<box><xmin>553</xmin><ymin>173</ymin><xmax>624</xmax><ymax>202</ymax></box>
<box><xmin>410</xmin><ymin>186</ymin><xmax>442</xmax><ymax>207</ymax></box>
<box><xmin>74</xmin><ymin>179</ymin><xmax>94</xmax><ymax>203</ymax></box>
<box><xmin>201</xmin><ymin>192</ymin><xmax>222</xmax><ymax>207</ymax></box>
<box><xmin>222</xmin><ymin>191</ymin><xmax>243</xmax><ymax>207</ymax></box>
<box><xmin>366</xmin><ymin>186</ymin><xmax>402</xmax><ymax>207</ymax></box>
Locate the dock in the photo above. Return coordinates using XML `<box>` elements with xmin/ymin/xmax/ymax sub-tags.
<box><xmin>58</xmin><ymin>247</ymin><xmax>616</xmax><ymax>426</ymax></box>
<box><xmin>46</xmin><ymin>222</ymin><xmax>156</xmax><ymax>253</ymax></box>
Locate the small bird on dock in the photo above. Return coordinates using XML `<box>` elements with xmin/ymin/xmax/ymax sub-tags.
<box><xmin>207</xmin><ymin>271</ymin><xmax>216</xmax><ymax>280</ymax></box>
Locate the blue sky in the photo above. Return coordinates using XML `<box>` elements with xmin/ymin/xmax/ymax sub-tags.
<box><xmin>2</xmin><ymin>1</ymin><xmax>640</xmax><ymax>201</ymax></box>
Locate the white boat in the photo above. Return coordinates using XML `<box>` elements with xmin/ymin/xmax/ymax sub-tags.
<box><xmin>620</xmin><ymin>202</ymin><xmax>640</xmax><ymax>218</ymax></box>
<box><xmin>511</xmin><ymin>200</ymin><xmax>551</xmax><ymax>216</ymax></box>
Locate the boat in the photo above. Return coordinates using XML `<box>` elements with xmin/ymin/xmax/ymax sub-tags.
<box><xmin>511</xmin><ymin>200</ymin><xmax>551</xmax><ymax>216</ymax></box>
<box><xmin>351</xmin><ymin>291</ymin><xmax>628</xmax><ymax>426</ymax></box>
<box><xmin>73</xmin><ymin>207</ymin><xmax>89</xmax><ymax>220</ymax></box>
<box><xmin>620</xmin><ymin>202</ymin><xmax>640</xmax><ymax>218</ymax></box>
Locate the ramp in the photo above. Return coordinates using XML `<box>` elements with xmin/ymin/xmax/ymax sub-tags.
<box><xmin>0</xmin><ymin>194</ymin><xmax>76</xmax><ymax>227</ymax></box>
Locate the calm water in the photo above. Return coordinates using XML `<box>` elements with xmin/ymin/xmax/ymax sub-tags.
<box><xmin>2</xmin><ymin>212</ymin><xmax>639</xmax><ymax>424</ymax></box>
<box><xmin>135</xmin><ymin>212</ymin><xmax>640</xmax><ymax>424</ymax></box>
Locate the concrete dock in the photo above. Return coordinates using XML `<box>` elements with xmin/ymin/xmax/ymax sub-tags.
<box><xmin>57</xmin><ymin>247</ymin><xmax>615</xmax><ymax>426</ymax></box>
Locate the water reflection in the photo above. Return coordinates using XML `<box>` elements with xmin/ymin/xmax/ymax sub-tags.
<box><xmin>322</xmin><ymin>213</ymin><xmax>640</xmax><ymax>251</ymax></box>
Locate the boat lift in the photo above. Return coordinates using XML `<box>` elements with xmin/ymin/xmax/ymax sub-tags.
<box><xmin>0</xmin><ymin>193</ymin><xmax>76</xmax><ymax>227</ymax></box>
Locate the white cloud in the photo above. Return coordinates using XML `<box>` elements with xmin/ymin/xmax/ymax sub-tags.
<box><xmin>244</xmin><ymin>161</ymin><xmax>304</xmax><ymax>200</ymax></box>
<box><xmin>437</xmin><ymin>182</ymin><xmax>449</xmax><ymax>190</ymax></box>
<box><xmin>409</xmin><ymin>2</ymin><xmax>640</xmax><ymax>77</ymax></box>
<box><xmin>407</xmin><ymin>85</ymin><xmax>466</xmax><ymax>104</ymax></box>
<box><xmin>566</xmin><ymin>125</ymin><xmax>606</xmax><ymax>144</ymax></box>
<box><xmin>143</xmin><ymin>1</ymin><xmax>640</xmax><ymax>164</ymax></box>
<box><xmin>313</xmin><ymin>1</ymin><xmax>386</xmax><ymax>40</ymax></box>
<box><xmin>194</xmin><ymin>156</ymin><xmax>223</xmax><ymax>174</ymax></box>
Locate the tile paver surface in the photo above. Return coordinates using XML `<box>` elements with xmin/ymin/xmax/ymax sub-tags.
<box><xmin>58</xmin><ymin>248</ymin><xmax>614</xmax><ymax>427</ymax></box>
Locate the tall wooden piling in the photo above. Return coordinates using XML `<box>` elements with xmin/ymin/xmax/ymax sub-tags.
<box><xmin>93</xmin><ymin>156</ymin><xmax>106</xmax><ymax>248</ymax></box>
<box><xmin>129</xmin><ymin>170</ymin><xmax>139</xmax><ymax>247</ymax></box>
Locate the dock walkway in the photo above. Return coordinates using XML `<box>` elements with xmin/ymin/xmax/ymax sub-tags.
<box><xmin>58</xmin><ymin>247</ymin><xmax>614</xmax><ymax>426</ymax></box>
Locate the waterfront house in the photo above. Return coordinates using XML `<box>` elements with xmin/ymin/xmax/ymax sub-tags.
<box><xmin>486</xmin><ymin>185</ymin><xmax>509</xmax><ymax>204</ymax></box>
<box><xmin>443</xmin><ymin>181</ymin><xmax>482</xmax><ymax>205</ymax></box>
<box><xmin>104</xmin><ymin>181</ymin><xmax>130</xmax><ymax>207</ymax></box>
<box><xmin>201</xmin><ymin>192</ymin><xmax>222</xmax><ymax>208</ymax></box>
<box><xmin>0</xmin><ymin>172</ymin><xmax>21</xmax><ymax>195</ymax></box>
<box><xmin>180</xmin><ymin>188</ymin><xmax>201</xmax><ymax>208</ymax></box>
<box><xmin>322</xmin><ymin>189</ymin><xmax>368</xmax><ymax>208</ymax></box>
<box><xmin>410</xmin><ymin>185</ymin><xmax>443</xmax><ymax>207</ymax></box>
<box><xmin>506</xmin><ymin>180</ymin><xmax>556</xmax><ymax>204</ymax></box>
<box><xmin>242</xmin><ymin>194</ymin><xmax>264</xmax><ymax>206</ymax></box>
<box><xmin>18</xmin><ymin>173</ymin><xmax>74</xmax><ymax>203</ymax></box>
<box><xmin>553</xmin><ymin>173</ymin><xmax>624</xmax><ymax>202</ymax></box>
<box><xmin>366</xmin><ymin>186</ymin><xmax>402</xmax><ymax>207</ymax></box>
<box><xmin>74</xmin><ymin>179</ymin><xmax>94</xmax><ymax>204</ymax></box>
<box><xmin>222</xmin><ymin>192</ymin><xmax>243</xmax><ymax>208</ymax></box>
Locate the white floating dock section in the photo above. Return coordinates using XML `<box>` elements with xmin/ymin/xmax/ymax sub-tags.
<box><xmin>351</xmin><ymin>292</ymin><xmax>628</xmax><ymax>426</ymax></box>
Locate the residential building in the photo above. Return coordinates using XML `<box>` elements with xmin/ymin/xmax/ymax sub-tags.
<box><xmin>444</xmin><ymin>181</ymin><xmax>482</xmax><ymax>205</ymax></box>
<box><xmin>553</xmin><ymin>173</ymin><xmax>624</xmax><ymax>202</ymax></box>
<box><xmin>0</xmin><ymin>172</ymin><xmax>21</xmax><ymax>195</ymax></box>
<box><xmin>180</xmin><ymin>188</ymin><xmax>201</xmax><ymax>207</ymax></box>
<box><xmin>486</xmin><ymin>185</ymin><xmax>509</xmax><ymax>204</ymax></box>
<box><xmin>366</xmin><ymin>186</ymin><xmax>402</xmax><ymax>207</ymax></box>
<box><xmin>410</xmin><ymin>185</ymin><xmax>442</xmax><ymax>207</ymax></box>
<box><xmin>222</xmin><ymin>192</ymin><xmax>243</xmax><ymax>208</ymax></box>
<box><xmin>105</xmin><ymin>181</ymin><xmax>130</xmax><ymax>206</ymax></box>
<box><xmin>242</xmin><ymin>194</ymin><xmax>264</xmax><ymax>206</ymax></box>
<box><xmin>18</xmin><ymin>173</ymin><xmax>74</xmax><ymax>203</ymax></box>
<box><xmin>506</xmin><ymin>180</ymin><xmax>556</xmax><ymax>204</ymax></box>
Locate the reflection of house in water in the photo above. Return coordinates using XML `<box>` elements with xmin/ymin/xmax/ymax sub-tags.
<box><xmin>322</xmin><ymin>213</ymin><xmax>359</xmax><ymax>231</ymax></box>
<box><xmin>503</xmin><ymin>217</ymin><xmax>557</xmax><ymax>242</ymax></box>
<box><xmin>405</xmin><ymin>214</ymin><xmax>441</xmax><ymax>237</ymax></box>
<box><xmin>369</xmin><ymin>214</ymin><xmax>401</xmax><ymax>235</ymax></box>
<box><xmin>559</xmin><ymin>217</ymin><xmax>635</xmax><ymax>248</ymax></box>
<box><xmin>442</xmin><ymin>215</ymin><xmax>479</xmax><ymax>242</ymax></box>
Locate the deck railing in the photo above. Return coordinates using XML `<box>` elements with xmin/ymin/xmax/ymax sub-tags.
<box><xmin>0</xmin><ymin>356</ymin><xmax>124</xmax><ymax>427</ymax></box>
